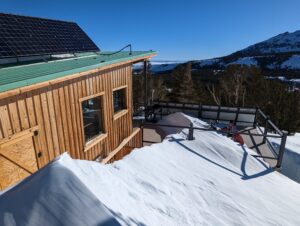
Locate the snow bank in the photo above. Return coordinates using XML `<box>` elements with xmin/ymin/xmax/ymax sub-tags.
<box><xmin>64</xmin><ymin>114</ymin><xmax>300</xmax><ymax>225</ymax></box>
<box><xmin>0</xmin><ymin>159</ymin><xmax>120</xmax><ymax>226</ymax></box>
<box><xmin>269</xmin><ymin>133</ymin><xmax>300</xmax><ymax>183</ymax></box>
<box><xmin>1</xmin><ymin>113</ymin><xmax>300</xmax><ymax>226</ymax></box>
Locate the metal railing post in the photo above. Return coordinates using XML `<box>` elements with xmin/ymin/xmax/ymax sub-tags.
<box><xmin>217</xmin><ymin>105</ymin><xmax>221</xmax><ymax>121</ymax></box>
<box><xmin>253</xmin><ymin>108</ymin><xmax>259</xmax><ymax>128</ymax></box>
<box><xmin>276</xmin><ymin>131</ymin><xmax>288</xmax><ymax>169</ymax></box>
<box><xmin>188</xmin><ymin>122</ymin><xmax>194</xmax><ymax>140</ymax></box>
<box><xmin>198</xmin><ymin>104</ymin><xmax>202</xmax><ymax>119</ymax></box>
<box><xmin>263</xmin><ymin>116</ymin><xmax>269</xmax><ymax>143</ymax></box>
<box><xmin>235</xmin><ymin>107</ymin><xmax>240</xmax><ymax>123</ymax></box>
<box><xmin>144</xmin><ymin>60</ymin><xmax>148</xmax><ymax>107</ymax></box>
<box><xmin>140</xmin><ymin>121</ymin><xmax>144</xmax><ymax>147</ymax></box>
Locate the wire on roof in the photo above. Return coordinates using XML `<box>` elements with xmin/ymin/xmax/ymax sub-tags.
<box><xmin>100</xmin><ymin>44</ymin><xmax>132</xmax><ymax>56</ymax></box>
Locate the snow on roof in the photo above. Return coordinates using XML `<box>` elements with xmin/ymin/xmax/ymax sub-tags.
<box><xmin>1</xmin><ymin>113</ymin><xmax>300</xmax><ymax>225</ymax></box>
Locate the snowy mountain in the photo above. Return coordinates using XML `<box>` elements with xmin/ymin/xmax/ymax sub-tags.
<box><xmin>198</xmin><ymin>30</ymin><xmax>300</xmax><ymax>72</ymax></box>
<box><xmin>237</xmin><ymin>31</ymin><xmax>300</xmax><ymax>56</ymax></box>
<box><xmin>147</xmin><ymin>31</ymin><xmax>300</xmax><ymax>77</ymax></box>
<box><xmin>150</xmin><ymin>61</ymin><xmax>183</xmax><ymax>73</ymax></box>
<box><xmin>133</xmin><ymin>61</ymin><xmax>184</xmax><ymax>74</ymax></box>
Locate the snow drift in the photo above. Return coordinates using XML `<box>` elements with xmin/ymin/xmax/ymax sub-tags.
<box><xmin>0</xmin><ymin>160</ymin><xmax>120</xmax><ymax>226</ymax></box>
<box><xmin>269</xmin><ymin>133</ymin><xmax>300</xmax><ymax>183</ymax></box>
<box><xmin>1</xmin><ymin>113</ymin><xmax>300</xmax><ymax>226</ymax></box>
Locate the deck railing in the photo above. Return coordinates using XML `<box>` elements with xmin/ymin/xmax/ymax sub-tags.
<box><xmin>135</xmin><ymin>101</ymin><xmax>287</xmax><ymax>168</ymax></box>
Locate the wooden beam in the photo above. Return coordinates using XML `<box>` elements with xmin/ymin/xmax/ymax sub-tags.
<box><xmin>0</xmin><ymin>126</ymin><xmax>38</xmax><ymax>147</ymax></box>
<box><xmin>112</xmin><ymin>85</ymin><xmax>127</xmax><ymax>92</ymax></box>
<box><xmin>79</xmin><ymin>91</ymin><xmax>105</xmax><ymax>103</ymax></box>
<box><xmin>84</xmin><ymin>133</ymin><xmax>108</xmax><ymax>152</ymax></box>
<box><xmin>113</xmin><ymin>109</ymin><xmax>128</xmax><ymax>121</ymax></box>
<box><xmin>101</xmin><ymin>128</ymin><xmax>140</xmax><ymax>164</ymax></box>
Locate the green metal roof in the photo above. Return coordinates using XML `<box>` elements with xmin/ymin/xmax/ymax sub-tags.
<box><xmin>0</xmin><ymin>51</ymin><xmax>156</xmax><ymax>93</ymax></box>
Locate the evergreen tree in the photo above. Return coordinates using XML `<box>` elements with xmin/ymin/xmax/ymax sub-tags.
<box><xmin>245</xmin><ymin>67</ymin><xmax>266</xmax><ymax>107</ymax></box>
<box><xmin>169</xmin><ymin>62</ymin><xmax>195</xmax><ymax>102</ymax></box>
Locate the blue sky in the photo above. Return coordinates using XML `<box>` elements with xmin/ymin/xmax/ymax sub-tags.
<box><xmin>1</xmin><ymin>0</ymin><xmax>300</xmax><ymax>60</ymax></box>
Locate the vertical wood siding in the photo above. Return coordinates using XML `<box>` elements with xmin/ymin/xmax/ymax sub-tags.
<box><xmin>0</xmin><ymin>64</ymin><xmax>136</xmax><ymax>168</ymax></box>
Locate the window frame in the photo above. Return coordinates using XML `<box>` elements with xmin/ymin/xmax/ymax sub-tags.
<box><xmin>79</xmin><ymin>92</ymin><xmax>107</xmax><ymax>152</ymax></box>
<box><xmin>112</xmin><ymin>85</ymin><xmax>128</xmax><ymax>119</ymax></box>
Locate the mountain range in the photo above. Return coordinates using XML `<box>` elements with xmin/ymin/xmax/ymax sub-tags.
<box><xmin>149</xmin><ymin>30</ymin><xmax>300</xmax><ymax>79</ymax></box>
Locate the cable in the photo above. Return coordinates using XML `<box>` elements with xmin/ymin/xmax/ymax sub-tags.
<box><xmin>99</xmin><ymin>44</ymin><xmax>132</xmax><ymax>56</ymax></box>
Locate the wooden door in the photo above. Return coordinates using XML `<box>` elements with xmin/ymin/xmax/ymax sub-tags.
<box><xmin>0</xmin><ymin>127</ymin><xmax>39</xmax><ymax>190</ymax></box>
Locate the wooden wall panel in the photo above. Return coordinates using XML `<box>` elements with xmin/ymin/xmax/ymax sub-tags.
<box><xmin>0</xmin><ymin>135</ymin><xmax>38</xmax><ymax>189</ymax></box>
<box><xmin>0</xmin><ymin>63</ymin><xmax>140</xmax><ymax>169</ymax></box>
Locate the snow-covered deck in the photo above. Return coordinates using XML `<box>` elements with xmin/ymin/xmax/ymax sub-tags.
<box><xmin>1</xmin><ymin>113</ymin><xmax>299</xmax><ymax>226</ymax></box>
<box><xmin>140</xmin><ymin>113</ymin><xmax>280</xmax><ymax>168</ymax></box>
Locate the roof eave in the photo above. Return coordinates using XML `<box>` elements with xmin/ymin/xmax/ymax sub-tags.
<box><xmin>0</xmin><ymin>51</ymin><xmax>157</xmax><ymax>99</ymax></box>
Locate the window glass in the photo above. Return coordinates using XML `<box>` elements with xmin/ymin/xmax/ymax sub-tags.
<box><xmin>113</xmin><ymin>88</ymin><xmax>126</xmax><ymax>113</ymax></box>
<box><xmin>81</xmin><ymin>96</ymin><xmax>103</xmax><ymax>142</ymax></box>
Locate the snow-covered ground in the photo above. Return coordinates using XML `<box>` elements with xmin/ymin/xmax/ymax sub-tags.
<box><xmin>266</xmin><ymin>75</ymin><xmax>300</xmax><ymax>84</ymax></box>
<box><xmin>291</xmin><ymin>78</ymin><xmax>300</xmax><ymax>83</ymax></box>
<box><xmin>227</xmin><ymin>57</ymin><xmax>258</xmax><ymax>66</ymax></box>
<box><xmin>0</xmin><ymin>161</ymin><xmax>120</xmax><ymax>226</ymax></box>
<box><xmin>1</xmin><ymin>113</ymin><xmax>300</xmax><ymax>226</ymax></box>
<box><xmin>269</xmin><ymin>133</ymin><xmax>300</xmax><ymax>183</ymax></box>
<box><xmin>282</xmin><ymin>55</ymin><xmax>300</xmax><ymax>69</ymax></box>
<box><xmin>196</xmin><ymin>58</ymin><xmax>220</xmax><ymax>67</ymax></box>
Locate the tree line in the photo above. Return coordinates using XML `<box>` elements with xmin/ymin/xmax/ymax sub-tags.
<box><xmin>133</xmin><ymin>63</ymin><xmax>300</xmax><ymax>133</ymax></box>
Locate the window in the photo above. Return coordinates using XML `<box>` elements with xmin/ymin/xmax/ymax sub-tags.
<box><xmin>81</xmin><ymin>96</ymin><xmax>103</xmax><ymax>143</ymax></box>
<box><xmin>113</xmin><ymin>88</ymin><xmax>126</xmax><ymax>113</ymax></box>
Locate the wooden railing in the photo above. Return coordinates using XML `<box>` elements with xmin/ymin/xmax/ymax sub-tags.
<box><xmin>101</xmin><ymin>128</ymin><xmax>142</xmax><ymax>164</ymax></box>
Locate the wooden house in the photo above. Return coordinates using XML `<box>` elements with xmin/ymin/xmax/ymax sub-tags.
<box><xmin>0</xmin><ymin>13</ymin><xmax>156</xmax><ymax>190</ymax></box>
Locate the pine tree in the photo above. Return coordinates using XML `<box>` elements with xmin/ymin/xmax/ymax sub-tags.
<box><xmin>245</xmin><ymin>67</ymin><xmax>266</xmax><ymax>107</ymax></box>
<box><xmin>170</xmin><ymin>62</ymin><xmax>195</xmax><ymax>102</ymax></box>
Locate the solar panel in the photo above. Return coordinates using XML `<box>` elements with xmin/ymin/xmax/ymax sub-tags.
<box><xmin>0</xmin><ymin>13</ymin><xmax>100</xmax><ymax>59</ymax></box>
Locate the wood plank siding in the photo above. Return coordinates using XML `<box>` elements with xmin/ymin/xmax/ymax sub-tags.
<box><xmin>0</xmin><ymin>63</ymin><xmax>140</xmax><ymax>171</ymax></box>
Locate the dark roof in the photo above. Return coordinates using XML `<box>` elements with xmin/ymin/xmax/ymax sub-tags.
<box><xmin>0</xmin><ymin>12</ymin><xmax>99</xmax><ymax>58</ymax></box>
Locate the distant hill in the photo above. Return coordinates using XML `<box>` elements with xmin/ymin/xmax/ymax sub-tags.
<box><xmin>133</xmin><ymin>61</ymin><xmax>184</xmax><ymax>74</ymax></box>
<box><xmin>237</xmin><ymin>31</ymin><xmax>300</xmax><ymax>56</ymax></box>
<box><xmin>147</xmin><ymin>31</ymin><xmax>300</xmax><ymax>79</ymax></box>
